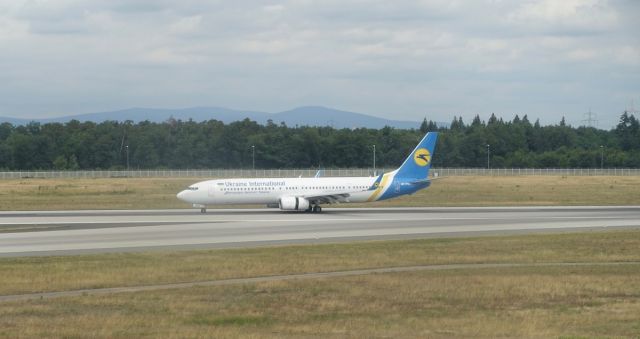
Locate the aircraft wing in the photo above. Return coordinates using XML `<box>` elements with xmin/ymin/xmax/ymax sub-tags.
<box><xmin>302</xmin><ymin>192</ymin><xmax>352</xmax><ymax>204</ymax></box>
<box><xmin>301</xmin><ymin>183</ymin><xmax>379</xmax><ymax>204</ymax></box>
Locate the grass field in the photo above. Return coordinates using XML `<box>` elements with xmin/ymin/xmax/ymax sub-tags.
<box><xmin>1</xmin><ymin>175</ymin><xmax>639</xmax><ymax>210</ymax></box>
<box><xmin>1</xmin><ymin>230</ymin><xmax>640</xmax><ymax>337</ymax></box>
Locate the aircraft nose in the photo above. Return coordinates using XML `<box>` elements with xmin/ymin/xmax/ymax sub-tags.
<box><xmin>177</xmin><ymin>190</ymin><xmax>187</xmax><ymax>201</ymax></box>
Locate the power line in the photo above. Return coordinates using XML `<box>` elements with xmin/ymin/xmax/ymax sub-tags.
<box><xmin>581</xmin><ymin>108</ymin><xmax>598</xmax><ymax>128</ymax></box>
<box><xmin>627</xmin><ymin>99</ymin><xmax>639</xmax><ymax>114</ymax></box>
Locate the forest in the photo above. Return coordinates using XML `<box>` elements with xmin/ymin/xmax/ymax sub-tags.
<box><xmin>0</xmin><ymin>111</ymin><xmax>638</xmax><ymax>170</ymax></box>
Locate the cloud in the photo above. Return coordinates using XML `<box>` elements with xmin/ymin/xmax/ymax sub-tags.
<box><xmin>0</xmin><ymin>0</ymin><xmax>637</xmax><ymax>128</ymax></box>
<box><xmin>507</xmin><ymin>0</ymin><xmax>618</xmax><ymax>32</ymax></box>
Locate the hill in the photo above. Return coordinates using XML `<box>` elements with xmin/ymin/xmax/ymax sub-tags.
<box><xmin>0</xmin><ymin>106</ymin><xmax>423</xmax><ymax>129</ymax></box>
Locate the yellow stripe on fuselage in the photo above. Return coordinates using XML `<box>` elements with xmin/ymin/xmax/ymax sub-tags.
<box><xmin>367</xmin><ymin>174</ymin><xmax>391</xmax><ymax>202</ymax></box>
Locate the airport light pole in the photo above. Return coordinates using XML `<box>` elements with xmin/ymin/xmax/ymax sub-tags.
<box><xmin>251</xmin><ymin>145</ymin><xmax>255</xmax><ymax>170</ymax></box>
<box><xmin>372</xmin><ymin>144</ymin><xmax>376</xmax><ymax>172</ymax></box>
<box><xmin>600</xmin><ymin>145</ymin><xmax>604</xmax><ymax>169</ymax></box>
<box><xmin>486</xmin><ymin>144</ymin><xmax>490</xmax><ymax>169</ymax></box>
<box><xmin>125</xmin><ymin>145</ymin><xmax>129</xmax><ymax>171</ymax></box>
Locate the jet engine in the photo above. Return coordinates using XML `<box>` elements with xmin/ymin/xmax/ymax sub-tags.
<box><xmin>279</xmin><ymin>196</ymin><xmax>310</xmax><ymax>211</ymax></box>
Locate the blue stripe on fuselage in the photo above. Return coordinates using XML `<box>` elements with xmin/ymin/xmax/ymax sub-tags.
<box><xmin>377</xmin><ymin>177</ymin><xmax>431</xmax><ymax>201</ymax></box>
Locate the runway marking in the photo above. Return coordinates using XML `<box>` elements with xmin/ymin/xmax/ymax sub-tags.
<box><xmin>1</xmin><ymin>261</ymin><xmax>638</xmax><ymax>303</ymax></box>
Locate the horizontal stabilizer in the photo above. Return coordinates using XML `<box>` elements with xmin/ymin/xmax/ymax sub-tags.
<box><xmin>409</xmin><ymin>178</ymin><xmax>431</xmax><ymax>185</ymax></box>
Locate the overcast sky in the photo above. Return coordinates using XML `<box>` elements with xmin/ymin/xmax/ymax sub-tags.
<box><xmin>1</xmin><ymin>0</ymin><xmax>638</xmax><ymax>128</ymax></box>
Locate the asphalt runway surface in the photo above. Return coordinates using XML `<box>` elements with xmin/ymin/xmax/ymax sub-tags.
<box><xmin>1</xmin><ymin>206</ymin><xmax>639</xmax><ymax>257</ymax></box>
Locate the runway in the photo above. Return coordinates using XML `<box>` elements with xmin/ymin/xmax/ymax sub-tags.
<box><xmin>1</xmin><ymin>206</ymin><xmax>639</xmax><ymax>257</ymax></box>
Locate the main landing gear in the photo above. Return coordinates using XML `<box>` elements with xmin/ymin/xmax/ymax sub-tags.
<box><xmin>193</xmin><ymin>204</ymin><xmax>207</xmax><ymax>213</ymax></box>
<box><xmin>305</xmin><ymin>205</ymin><xmax>322</xmax><ymax>213</ymax></box>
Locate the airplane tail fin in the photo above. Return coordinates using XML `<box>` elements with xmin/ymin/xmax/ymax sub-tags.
<box><xmin>393</xmin><ymin>132</ymin><xmax>438</xmax><ymax>179</ymax></box>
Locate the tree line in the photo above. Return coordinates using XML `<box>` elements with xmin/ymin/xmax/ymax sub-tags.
<box><xmin>0</xmin><ymin>111</ymin><xmax>638</xmax><ymax>170</ymax></box>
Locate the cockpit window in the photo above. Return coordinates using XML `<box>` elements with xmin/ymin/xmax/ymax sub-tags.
<box><xmin>187</xmin><ymin>186</ymin><xmax>199</xmax><ymax>191</ymax></box>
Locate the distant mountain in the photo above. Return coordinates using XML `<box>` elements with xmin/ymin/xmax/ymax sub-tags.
<box><xmin>0</xmin><ymin>116</ymin><xmax>28</xmax><ymax>126</ymax></box>
<box><xmin>1</xmin><ymin>107</ymin><xmax>267</xmax><ymax>125</ymax></box>
<box><xmin>269</xmin><ymin>106</ymin><xmax>420</xmax><ymax>129</ymax></box>
<box><xmin>0</xmin><ymin>105</ymin><xmax>428</xmax><ymax>129</ymax></box>
<box><xmin>68</xmin><ymin>106</ymin><xmax>270</xmax><ymax>124</ymax></box>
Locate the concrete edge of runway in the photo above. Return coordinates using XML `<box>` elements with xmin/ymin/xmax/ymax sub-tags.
<box><xmin>1</xmin><ymin>205</ymin><xmax>639</xmax><ymax>215</ymax></box>
<box><xmin>3</xmin><ymin>225</ymin><xmax>640</xmax><ymax>258</ymax></box>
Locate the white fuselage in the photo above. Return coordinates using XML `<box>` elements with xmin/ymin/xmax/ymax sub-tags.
<box><xmin>177</xmin><ymin>132</ymin><xmax>438</xmax><ymax>211</ymax></box>
<box><xmin>177</xmin><ymin>176</ymin><xmax>381</xmax><ymax>206</ymax></box>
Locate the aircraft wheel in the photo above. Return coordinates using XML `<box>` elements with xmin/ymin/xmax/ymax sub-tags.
<box><xmin>312</xmin><ymin>205</ymin><xmax>322</xmax><ymax>213</ymax></box>
<box><xmin>200</xmin><ymin>208</ymin><xmax>207</xmax><ymax>214</ymax></box>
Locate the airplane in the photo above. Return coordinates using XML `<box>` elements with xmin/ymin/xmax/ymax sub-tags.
<box><xmin>177</xmin><ymin>132</ymin><xmax>438</xmax><ymax>213</ymax></box>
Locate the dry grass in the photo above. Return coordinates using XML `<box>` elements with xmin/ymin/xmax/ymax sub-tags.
<box><xmin>1</xmin><ymin>230</ymin><xmax>640</xmax><ymax>337</ymax></box>
<box><xmin>1</xmin><ymin>230</ymin><xmax>639</xmax><ymax>295</ymax></box>
<box><xmin>0</xmin><ymin>178</ymin><xmax>194</xmax><ymax>210</ymax></box>
<box><xmin>0</xmin><ymin>265</ymin><xmax>638</xmax><ymax>338</ymax></box>
<box><xmin>1</xmin><ymin>175</ymin><xmax>639</xmax><ymax>210</ymax></box>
